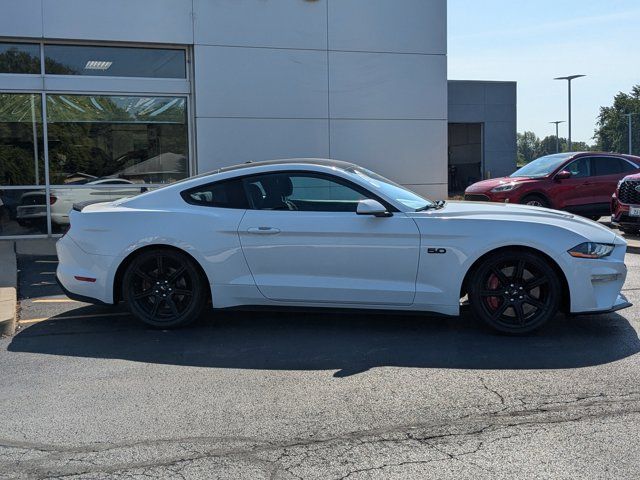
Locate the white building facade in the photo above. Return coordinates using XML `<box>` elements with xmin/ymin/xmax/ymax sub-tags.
<box><xmin>0</xmin><ymin>0</ymin><xmax>448</xmax><ymax>238</ymax></box>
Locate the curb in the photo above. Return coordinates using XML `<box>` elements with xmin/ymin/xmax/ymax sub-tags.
<box><xmin>0</xmin><ymin>241</ymin><xmax>17</xmax><ymax>337</ymax></box>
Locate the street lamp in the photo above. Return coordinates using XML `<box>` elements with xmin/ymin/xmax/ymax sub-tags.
<box><xmin>550</xmin><ymin>120</ymin><xmax>565</xmax><ymax>153</ymax></box>
<box><xmin>624</xmin><ymin>113</ymin><xmax>638</xmax><ymax>155</ymax></box>
<box><xmin>554</xmin><ymin>75</ymin><xmax>586</xmax><ymax>151</ymax></box>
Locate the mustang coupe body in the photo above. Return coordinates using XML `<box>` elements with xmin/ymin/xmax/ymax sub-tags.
<box><xmin>56</xmin><ymin>159</ymin><xmax>630</xmax><ymax>334</ymax></box>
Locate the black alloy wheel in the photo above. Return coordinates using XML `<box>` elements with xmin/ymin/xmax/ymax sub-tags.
<box><xmin>468</xmin><ymin>250</ymin><xmax>561</xmax><ymax>334</ymax></box>
<box><xmin>123</xmin><ymin>249</ymin><xmax>207</xmax><ymax>328</ymax></box>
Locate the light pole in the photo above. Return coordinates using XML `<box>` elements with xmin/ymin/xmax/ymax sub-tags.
<box><xmin>550</xmin><ymin>120</ymin><xmax>565</xmax><ymax>153</ymax></box>
<box><xmin>554</xmin><ymin>75</ymin><xmax>586</xmax><ymax>151</ymax></box>
<box><xmin>624</xmin><ymin>113</ymin><xmax>637</xmax><ymax>155</ymax></box>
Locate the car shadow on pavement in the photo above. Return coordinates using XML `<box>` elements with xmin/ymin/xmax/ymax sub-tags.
<box><xmin>8</xmin><ymin>307</ymin><xmax>640</xmax><ymax>377</ymax></box>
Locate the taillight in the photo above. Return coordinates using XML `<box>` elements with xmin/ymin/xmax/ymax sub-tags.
<box><xmin>49</xmin><ymin>195</ymin><xmax>57</xmax><ymax>205</ymax></box>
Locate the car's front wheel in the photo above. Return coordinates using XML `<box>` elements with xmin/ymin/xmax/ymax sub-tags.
<box><xmin>123</xmin><ymin>249</ymin><xmax>207</xmax><ymax>328</ymax></box>
<box><xmin>468</xmin><ymin>250</ymin><xmax>561</xmax><ymax>334</ymax></box>
<box><xmin>520</xmin><ymin>195</ymin><xmax>549</xmax><ymax>209</ymax></box>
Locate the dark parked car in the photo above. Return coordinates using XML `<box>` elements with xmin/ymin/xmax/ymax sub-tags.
<box><xmin>465</xmin><ymin>152</ymin><xmax>640</xmax><ymax>219</ymax></box>
<box><xmin>612</xmin><ymin>172</ymin><xmax>640</xmax><ymax>234</ymax></box>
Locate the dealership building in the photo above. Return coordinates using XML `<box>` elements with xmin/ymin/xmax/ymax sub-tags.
<box><xmin>0</xmin><ymin>0</ymin><xmax>516</xmax><ymax>239</ymax></box>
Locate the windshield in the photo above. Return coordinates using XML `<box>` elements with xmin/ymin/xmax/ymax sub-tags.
<box><xmin>345</xmin><ymin>167</ymin><xmax>434</xmax><ymax>211</ymax></box>
<box><xmin>510</xmin><ymin>153</ymin><xmax>574</xmax><ymax>178</ymax></box>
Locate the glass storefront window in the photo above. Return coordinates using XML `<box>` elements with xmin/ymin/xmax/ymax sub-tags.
<box><xmin>44</xmin><ymin>45</ymin><xmax>186</xmax><ymax>78</ymax></box>
<box><xmin>46</xmin><ymin>95</ymin><xmax>189</xmax><ymax>185</ymax></box>
<box><xmin>0</xmin><ymin>188</ymin><xmax>47</xmax><ymax>236</ymax></box>
<box><xmin>0</xmin><ymin>93</ymin><xmax>44</xmax><ymax>186</ymax></box>
<box><xmin>0</xmin><ymin>43</ymin><xmax>41</xmax><ymax>74</ymax></box>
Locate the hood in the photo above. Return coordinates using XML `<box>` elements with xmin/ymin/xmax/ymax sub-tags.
<box><xmin>410</xmin><ymin>201</ymin><xmax>624</xmax><ymax>246</ymax></box>
<box><xmin>465</xmin><ymin>177</ymin><xmax>532</xmax><ymax>193</ymax></box>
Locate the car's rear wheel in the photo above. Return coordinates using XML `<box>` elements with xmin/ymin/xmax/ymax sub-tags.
<box><xmin>468</xmin><ymin>250</ymin><xmax>561</xmax><ymax>335</ymax></box>
<box><xmin>123</xmin><ymin>249</ymin><xmax>207</xmax><ymax>328</ymax></box>
<box><xmin>520</xmin><ymin>195</ymin><xmax>549</xmax><ymax>208</ymax></box>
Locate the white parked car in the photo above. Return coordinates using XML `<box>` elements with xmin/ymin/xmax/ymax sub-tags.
<box><xmin>17</xmin><ymin>178</ymin><xmax>140</xmax><ymax>229</ymax></box>
<box><xmin>56</xmin><ymin>159</ymin><xmax>630</xmax><ymax>334</ymax></box>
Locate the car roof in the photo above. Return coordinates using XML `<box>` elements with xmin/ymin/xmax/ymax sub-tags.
<box><xmin>215</xmin><ymin>158</ymin><xmax>358</xmax><ymax>174</ymax></box>
<box><xmin>567</xmin><ymin>152</ymin><xmax>640</xmax><ymax>162</ymax></box>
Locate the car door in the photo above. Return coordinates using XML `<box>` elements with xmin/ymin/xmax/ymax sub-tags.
<box><xmin>237</xmin><ymin>171</ymin><xmax>421</xmax><ymax>305</ymax></box>
<box><xmin>555</xmin><ymin>156</ymin><xmax>596</xmax><ymax>210</ymax></box>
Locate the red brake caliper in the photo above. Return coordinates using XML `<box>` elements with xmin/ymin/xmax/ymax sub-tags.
<box><xmin>486</xmin><ymin>273</ymin><xmax>501</xmax><ymax>310</ymax></box>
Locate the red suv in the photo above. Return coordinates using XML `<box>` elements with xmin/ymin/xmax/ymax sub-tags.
<box><xmin>464</xmin><ymin>152</ymin><xmax>640</xmax><ymax>219</ymax></box>
<box><xmin>612</xmin><ymin>173</ymin><xmax>640</xmax><ymax>234</ymax></box>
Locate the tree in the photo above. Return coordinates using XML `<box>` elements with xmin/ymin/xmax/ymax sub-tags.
<box><xmin>517</xmin><ymin>131</ymin><xmax>541</xmax><ymax>164</ymax></box>
<box><xmin>594</xmin><ymin>85</ymin><xmax>640</xmax><ymax>155</ymax></box>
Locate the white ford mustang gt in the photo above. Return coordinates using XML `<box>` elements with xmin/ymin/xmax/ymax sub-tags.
<box><xmin>56</xmin><ymin>159</ymin><xmax>631</xmax><ymax>334</ymax></box>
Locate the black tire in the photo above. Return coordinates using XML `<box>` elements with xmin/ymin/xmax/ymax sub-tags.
<box><xmin>520</xmin><ymin>195</ymin><xmax>550</xmax><ymax>209</ymax></box>
<box><xmin>468</xmin><ymin>250</ymin><xmax>561</xmax><ymax>335</ymax></box>
<box><xmin>123</xmin><ymin>249</ymin><xmax>207</xmax><ymax>328</ymax></box>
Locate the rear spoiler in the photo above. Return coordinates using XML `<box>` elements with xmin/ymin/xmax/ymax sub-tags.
<box><xmin>72</xmin><ymin>200</ymin><xmax>108</xmax><ymax>212</ymax></box>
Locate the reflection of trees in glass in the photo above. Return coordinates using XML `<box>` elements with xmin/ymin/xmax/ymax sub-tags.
<box><xmin>0</xmin><ymin>94</ymin><xmax>43</xmax><ymax>186</ymax></box>
<box><xmin>46</xmin><ymin>96</ymin><xmax>188</xmax><ymax>184</ymax></box>
<box><xmin>0</xmin><ymin>48</ymin><xmax>39</xmax><ymax>74</ymax></box>
<box><xmin>47</xmin><ymin>95</ymin><xmax>186</xmax><ymax>123</ymax></box>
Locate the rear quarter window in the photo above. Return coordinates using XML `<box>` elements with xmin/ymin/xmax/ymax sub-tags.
<box><xmin>181</xmin><ymin>178</ymin><xmax>249</xmax><ymax>209</ymax></box>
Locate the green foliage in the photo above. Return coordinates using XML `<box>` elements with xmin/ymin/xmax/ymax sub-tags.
<box><xmin>594</xmin><ymin>85</ymin><xmax>640</xmax><ymax>155</ymax></box>
<box><xmin>518</xmin><ymin>131</ymin><xmax>595</xmax><ymax>165</ymax></box>
<box><xmin>0</xmin><ymin>49</ymin><xmax>39</xmax><ymax>74</ymax></box>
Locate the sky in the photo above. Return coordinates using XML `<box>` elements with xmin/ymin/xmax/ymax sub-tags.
<box><xmin>448</xmin><ymin>0</ymin><xmax>640</xmax><ymax>144</ymax></box>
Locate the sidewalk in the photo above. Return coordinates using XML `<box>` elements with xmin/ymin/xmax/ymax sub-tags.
<box><xmin>0</xmin><ymin>239</ymin><xmax>57</xmax><ymax>336</ymax></box>
<box><xmin>0</xmin><ymin>242</ymin><xmax>16</xmax><ymax>337</ymax></box>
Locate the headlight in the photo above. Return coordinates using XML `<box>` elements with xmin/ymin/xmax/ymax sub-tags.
<box><xmin>568</xmin><ymin>242</ymin><xmax>615</xmax><ymax>259</ymax></box>
<box><xmin>490</xmin><ymin>183</ymin><xmax>521</xmax><ymax>193</ymax></box>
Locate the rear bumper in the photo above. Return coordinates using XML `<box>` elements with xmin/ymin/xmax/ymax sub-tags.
<box><xmin>56</xmin><ymin>235</ymin><xmax>115</xmax><ymax>304</ymax></box>
<box><xmin>55</xmin><ymin>275</ymin><xmax>108</xmax><ymax>305</ymax></box>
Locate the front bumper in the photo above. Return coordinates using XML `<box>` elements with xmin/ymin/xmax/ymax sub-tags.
<box><xmin>566</xmin><ymin>245</ymin><xmax>630</xmax><ymax>314</ymax></box>
<box><xmin>611</xmin><ymin>201</ymin><xmax>640</xmax><ymax>229</ymax></box>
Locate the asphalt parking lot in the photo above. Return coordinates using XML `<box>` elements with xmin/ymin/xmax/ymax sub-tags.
<box><xmin>2</xmin><ymin>249</ymin><xmax>640</xmax><ymax>479</ymax></box>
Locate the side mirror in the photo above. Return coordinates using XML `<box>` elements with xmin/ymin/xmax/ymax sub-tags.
<box><xmin>555</xmin><ymin>170</ymin><xmax>572</xmax><ymax>181</ymax></box>
<box><xmin>356</xmin><ymin>199</ymin><xmax>391</xmax><ymax>217</ymax></box>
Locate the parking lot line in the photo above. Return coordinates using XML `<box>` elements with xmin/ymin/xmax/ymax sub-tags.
<box><xmin>19</xmin><ymin>312</ymin><xmax>132</xmax><ymax>325</ymax></box>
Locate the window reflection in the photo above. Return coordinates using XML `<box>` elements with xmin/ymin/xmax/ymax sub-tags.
<box><xmin>0</xmin><ymin>94</ymin><xmax>45</xmax><ymax>186</ymax></box>
<box><xmin>46</xmin><ymin>95</ymin><xmax>189</xmax><ymax>185</ymax></box>
<box><xmin>0</xmin><ymin>43</ymin><xmax>40</xmax><ymax>74</ymax></box>
<box><xmin>0</xmin><ymin>188</ymin><xmax>47</xmax><ymax>236</ymax></box>
<box><xmin>45</xmin><ymin>45</ymin><xmax>186</xmax><ymax>78</ymax></box>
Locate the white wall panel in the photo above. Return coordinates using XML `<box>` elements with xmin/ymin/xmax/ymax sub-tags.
<box><xmin>194</xmin><ymin>0</ymin><xmax>327</xmax><ymax>50</ymax></box>
<box><xmin>194</xmin><ymin>46</ymin><xmax>328</xmax><ymax>118</ymax></box>
<box><xmin>43</xmin><ymin>0</ymin><xmax>193</xmax><ymax>44</ymax></box>
<box><xmin>328</xmin><ymin>0</ymin><xmax>446</xmax><ymax>54</ymax></box>
<box><xmin>330</xmin><ymin>119</ymin><xmax>447</xmax><ymax>186</ymax></box>
<box><xmin>196</xmin><ymin>118</ymin><xmax>329</xmax><ymax>172</ymax></box>
<box><xmin>329</xmin><ymin>52</ymin><xmax>447</xmax><ymax>119</ymax></box>
<box><xmin>1</xmin><ymin>0</ymin><xmax>43</xmax><ymax>38</ymax></box>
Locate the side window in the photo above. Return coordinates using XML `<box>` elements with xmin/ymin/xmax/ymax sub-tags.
<box><xmin>181</xmin><ymin>178</ymin><xmax>249</xmax><ymax>209</ymax></box>
<box><xmin>592</xmin><ymin>157</ymin><xmax>626</xmax><ymax>176</ymax></box>
<box><xmin>565</xmin><ymin>158</ymin><xmax>591</xmax><ymax>178</ymax></box>
<box><xmin>591</xmin><ymin>157</ymin><xmax>637</xmax><ymax>176</ymax></box>
<box><xmin>621</xmin><ymin>160</ymin><xmax>639</xmax><ymax>173</ymax></box>
<box><xmin>243</xmin><ymin>173</ymin><xmax>369</xmax><ymax>212</ymax></box>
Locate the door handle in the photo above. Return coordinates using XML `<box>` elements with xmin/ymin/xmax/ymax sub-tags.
<box><xmin>247</xmin><ymin>227</ymin><xmax>281</xmax><ymax>235</ymax></box>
